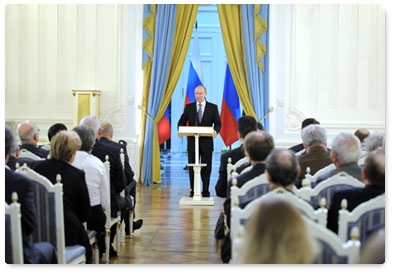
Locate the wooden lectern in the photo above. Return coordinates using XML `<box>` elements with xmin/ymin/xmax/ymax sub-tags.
<box><xmin>178</xmin><ymin>126</ymin><xmax>215</xmax><ymax>206</ymax></box>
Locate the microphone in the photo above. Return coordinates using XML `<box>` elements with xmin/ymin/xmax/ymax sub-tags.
<box><xmin>137</xmin><ymin>105</ymin><xmax>154</xmax><ymax>121</ymax></box>
<box><xmin>259</xmin><ymin>106</ymin><xmax>274</xmax><ymax>123</ymax></box>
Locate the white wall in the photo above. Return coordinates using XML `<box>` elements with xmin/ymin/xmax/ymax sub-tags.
<box><xmin>269</xmin><ymin>4</ymin><xmax>385</xmax><ymax>147</ymax></box>
<box><xmin>4</xmin><ymin>4</ymin><xmax>386</xmax><ymax>179</ymax></box>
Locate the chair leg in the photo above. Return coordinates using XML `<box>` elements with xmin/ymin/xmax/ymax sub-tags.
<box><xmin>105</xmin><ymin>228</ymin><xmax>110</xmax><ymax>263</ymax></box>
<box><xmin>120</xmin><ymin>220</ymin><xmax>125</xmax><ymax>244</ymax></box>
<box><xmin>116</xmin><ymin>221</ymin><xmax>121</xmax><ymax>255</ymax></box>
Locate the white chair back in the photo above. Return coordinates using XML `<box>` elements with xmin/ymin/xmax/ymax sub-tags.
<box><xmin>230</xmin><ymin>187</ymin><xmax>327</xmax><ymax>263</ymax></box>
<box><xmin>305</xmin><ymin>163</ymin><xmax>336</xmax><ymax>184</ymax></box>
<box><xmin>338</xmin><ymin>194</ymin><xmax>385</xmax><ymax>244</ymax></box>
<box><xmin>19</xmin><ymin>148</ymin><xmax>43</xmax><ymax>160</ymax></box>
<box><xmin>103</xmin><ymin>155</ymin><xmax>121</xmax><ymax>263</ymax></box>
<box><xmin>5</xmin><ymin>192</ymin><xmax>24</xmax><ymax>264</ymax></box>
<box><xmin>16</xmin><ymin>165</ymin><xmax>86</xmax><ymax>264</ymax></box>
<box><xmin>230</xmin><ymin>173</ymin><xmax>270</xmax><ymax>210</ymax></box>
<box><xmin>298</xmin><ymin>171</ymin><xmax>364</xmax><ymax>209</ymax></box>
<box><xmin>306</xmin><ymin>217</ymin><xmax>361</xmax><ymax>264</ymax></box>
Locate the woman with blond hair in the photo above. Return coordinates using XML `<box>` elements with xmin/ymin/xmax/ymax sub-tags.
<box><xmin>239</xmin><ymin>196</ymin><xmax>316</xmax><ymax>264</ymax></box>
<box><xmin>33</xmin><ymin>130</ymin><xmax>92</xmax><ymax>263</ymax></box>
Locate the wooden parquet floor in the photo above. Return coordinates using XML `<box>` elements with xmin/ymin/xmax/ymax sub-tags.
<box><xmin>107</xmin><ymin>151</ymin><xmax>224</xmax><ymax>264</ymax></box>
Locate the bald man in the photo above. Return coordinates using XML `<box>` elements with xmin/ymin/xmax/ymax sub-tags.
<box><xmin>17</xmin><ymin>120</ymin><xmax>49</xmax><ymax>159</ymax></box>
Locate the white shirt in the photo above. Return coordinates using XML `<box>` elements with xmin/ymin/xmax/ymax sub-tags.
<box><xmin>196</xmin><ymin>100</ymin><xmax>206</xmax><ymax>113</ymax></box>
<box><xmin>72</xmin><ymin>150</ymin><xmax>110</xmax><ymax>210</ymax></box>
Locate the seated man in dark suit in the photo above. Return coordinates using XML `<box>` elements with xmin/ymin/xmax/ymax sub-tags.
<box><xmin>80</xmin><ymin>115</ymin><xmax>126</xmax><ymax>257</ymax></box>
<box><xmin>39</xmin><ymin>123</ymin><xmax>68</xmax><ymax>150</ymax></box>
<box><xmin>289</xmin><ymin>118</ymin><xmax>320</xmax><ymax>155</ymax></box>
<box><xmin>315</xmin><ymin>132</ymin><xmax>363</xmax><ymax>184</ymax></box>
<box><xmin>215</xmin><ymin>115</ymin><xmax>258</xmax><ymax>198</ymax></box>
<box><xmin>17</xmin><ymin>120</ymin><xmax>49</xmax><ymax>159</ymax></box>
<box><xmin>5</xmin><ymin>125</ymin><xmax>57</xmax><ymax>264</ymax></box>
<box><xmin>7</xmin><ymin>142</ymin><xmax>37</xmax><ymax>170</ymax></box>
<box><xmin>296</xmin><ymin>124</ymin><xmax>332</xmax><ymax>188</ymax></box>
<box><xmin>101</xmin><ymin>121</ymin><xmax>143</xmax><ymax>233</ymax></box>
<box><xmin>326</xmin><ymin>147</ymin><xmax>385</xmax><ymax>234</ymax></box>
<box><xmin>221</xmin><ymin>131</ymin><xmax>274</xmax><ymax>264</ymax></box>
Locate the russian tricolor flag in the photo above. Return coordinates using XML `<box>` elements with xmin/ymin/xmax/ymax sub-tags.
<box><xmin>158</xmin><ymin>29</ymin><xmax>203</xmax><ymax>144</ymax></box>
<box><xmin>184</xmin><ymin>30</ymin><xmax>203</xmax><ymax>106</ymax></box>
<box><xmin>158</xmin><ymin>105</ymin><xmax>171</xmax><ymax>144</ymax></box>
<box><xmin>220</xmin><ymin>64</ymin><xmax>241</xmax><ymax>147</ymax></box>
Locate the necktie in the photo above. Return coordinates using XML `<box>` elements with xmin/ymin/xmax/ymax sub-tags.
<box><xmin>198</xmin><ymin>103</ymin><xmax>203</xmax><ymax>123</ymax></box>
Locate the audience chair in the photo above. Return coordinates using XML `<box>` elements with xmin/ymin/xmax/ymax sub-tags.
<box><xmin>240</xmin><ymin>165</ymin><xmax>253</xmax><ymax>174</ymax></box>
<box><xmin>103</xmin><ymin>155</ymin><xmax>121</xmax><ymax>263</ymax></box>
<box><xmin>306</xmin><ymin>217</ymin><xmax>361</xmax><ymax>264</ymax></box>
<box><xmin>298</xmin><ymin>171</ymin><xmax>364</xmax><ymax>209</ymax></box>
<box><xmin>230</xmin><ymin>173</ymin><xmax>271</xmax><ymax>211</ymax></box>
<box><xmin>19</xmin><ymin>148</ymin><xmax>43</xmax><ymax>160</ymax></box>
<box><xmin>305</xmin><ymin>163</ymin><xmax>336</xmax><ymax>187</ymax></box>
<box><xmin>230</xmin><ymin>188</ymin><xmax>327</xmax><ymax>263</ymax></box>
<box><xmin>83</xmin><ymin>223</ymin><xmax>100</xmax><ymax>264</ymax></box>
<box><xmin>5</xmin><ymin>192</ymin><xmax>24</xmax><ymax>264</ymax></box>
<box><xmin>16</xmin><ymin>164</ymin><xmax>86</xmax><ymax>264</ymax></box>
<box><xmin>226</xmin><ymin>157</ymin><xmax>233</xmax><ymax>182</ymax></box>
<box><xmin>265</xmin><ymin>187</ymin><xmax>328</xmax><ymax>226</ymax></box>
<box><xmin>234</xmin><ymin>156</ymin><xmax>249</xmax><ymax>170</ymax></box>
<box><xmin>338</xmin><ymin>194</ymin><xmax>385</xmax><ymax>245</ymax></box>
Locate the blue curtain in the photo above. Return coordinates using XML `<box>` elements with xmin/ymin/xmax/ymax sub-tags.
<box><xmin>241</xmin><ymin>4</ymin><xmax>270</xmax><ymax>131</ymax></box>
<box><xmin>141</xmin><ymin>5</ymin><xmax>176</xmax><ymax>186</ymax></box>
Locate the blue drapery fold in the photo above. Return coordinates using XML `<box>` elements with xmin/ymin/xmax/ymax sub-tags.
<box><xmin>241</xmin><ymin>4</ymin><xmax>270</xmax><ymax>130</ymax></box>
<box><xmin>142</xmin><ymin>5</ymin><xmax>177</xmax><ymax>186</ymax></box>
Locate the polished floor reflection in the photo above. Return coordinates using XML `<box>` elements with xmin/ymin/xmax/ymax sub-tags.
<box><xmin>108</xmin><ymin>151</ymin><xmax>224</xmax><ymax>264</ymax></box>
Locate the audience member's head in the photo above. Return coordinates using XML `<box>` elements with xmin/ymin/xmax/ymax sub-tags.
<box><xmin>17</xmin><ymin>120</ymin><xmax>40</xmax><ymax>144</ymax></box>
<box><xmin>5</xmin><ymin>125</ymin><xmax>18</xmax><ymax>162</ymax></box>
<box><xmin>359</xmin><ymin>225</ymin><xmax>385</xmax><ymax>264</ymax></box>
<box><xmin>257</xmin><ymin>122</ymin><xmax>265</xmax><ymax>131</ymax></box>
<box><xmin>354</xmin><ymin>128</ymin><xmax>370</xmax><ymax>147</ymax></box>
<box><xmin>239</xmin><ymin>196</ymin><xmax>316</xmax><ymax>264</ymax></box>
<box><xmin>362</xmin><ymin>146</ymin><xmax>385</xmax><ymax>187</ymax></box>
<box><xmin>330</xmin><ymin>132</ymin><xmax>361</xmax><ymax>167</ymax></box>
<box><xmin>50</xmin><ymin>130</ymin><xmax>81</xmax><ymax>164</ymax></box>
<box><xmin>301</xmin><ymin>118</ymin><xmax>320</xmax><ymax>129</ymax></box>
<box><xmin>101</xmin><ymin>121</ymin><xmax>114</xmax><ymax>140</ymax></box>
<box><xmin>301</xmin><ymin>124</ymin><xmax>327</xmax><ymax>150</ymax></box>
<box><xmin>237</xmin><ymin>115</ymin><xmax>258</xmax><ymax>141</ymax></box>
<box><xmin>243</xmin><ymin>131</ymin><xmax>274</xmax><ymax>163</ymax></box>
<box><xmin>265</xmin><ymin>148</ymin><xmax>299</xmax><ymax>189</ymax></box>
<box><xmin>363</xmin><ymin>132</ymin><xmax>385</xmax><ymax>152</ymax></box>
<box><xmin>72</xmin><ymin>125</ymin><xmax>96</xmax><ymax>153</ymax></box>
<box><xmin>80</xmin><ymin>115</ymin><xmax>101</xmax><ymax>138</ymax></box>
<box><xmin>47</xmin><ymin>123</ymin><xmax>67</xmax><ymax>142</ymax></box>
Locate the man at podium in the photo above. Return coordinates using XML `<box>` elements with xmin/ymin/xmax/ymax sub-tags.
<box><xmin>178</xmin><ymin>85</ymin><xmax>222</xmax><ymax>198</ymax></box>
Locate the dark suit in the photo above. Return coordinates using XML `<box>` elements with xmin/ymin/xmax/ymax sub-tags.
<box><xmin>98</xmin><ymin>137</ymin><xmax>136</xmax><ymax>231</ymax></box>
<box><xmin>91</xmin><ymin>139</ymin><xmax>126</xmax><ymax>217</ymax></box>
<box><xmin>91</xmin><ymin>138</ymin><xmax>126</xmax><ymax>247</ymax></box>
<box><xmin>315</xmin><ymin>163</ymin><xmax>363</xmax><ymax>184</ymax></box>
<box><xmin>32</xmin><ymin>159</ymin><xmax>92</xmax><ymax>261</ymax></box>
<box><xmin>215</xmin><ymin>145</ymin><xmax>245</xmax><ymax>198</ymax></box>
<box><xmin>178</xmin><ymin>100</ymin><xmax>222</xmax><ymax>196</ymax></box>
<box><xmin>223</xmin><ymin>163</ymin><xmax>266</xmax><ymax>228</ymax></box>
<box><xmin>326</xmin><ymin>185</ymin><xmax>385</xmax><ymax>234</ymax></box>
<box><xmin>7</xmin><ymin>154</ymin><xmax>36</xmax><ymax>170</ymax></box>
<box><xmin>20</xmin><ymin>144</ymin><xmax>49</xmax><ymax>159</ymax></box>
<box><xmin>221</xmin><ymin>163</ymin><xmax>266</xmax><ymax>264</ymax></box>
<box><xmin>289</xmin><ymin>143</ymin><xmax>304</xmax><ymax>154</ymax></box>
<box><xmin>5</xmin><ymin>167</ymin><xmax>57</xmax><ymax>264</ymax></box>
